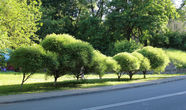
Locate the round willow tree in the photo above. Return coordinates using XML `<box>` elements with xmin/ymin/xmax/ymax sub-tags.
<box><xmin>113</xmin><ymin>52</ymin><xmax>140</xmax><ymax>80</ymax></box>
<box><xmin>132</xmin><ymin>52</ymin><xmax>151</xmax><ymax>78</ymax></box>
<box><xmin>9</xmin><ymin>45</ymin><xmax>45</xmax><ymax>87</ymax></box>
<box><xmin>138</xmin><ymin>46</ymin><xmax>170</xmax><ymax>73</ymax></box>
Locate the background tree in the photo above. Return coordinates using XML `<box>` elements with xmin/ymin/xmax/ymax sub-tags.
<box><xmin>0</xmin><ymin>0</ymin><xmax>41</xmax><ymax>49</ymax></box>
<box><xmin>105</xmin><ymin>0</ymin><xmax>177</xmax><ymax>44</ymax></box>
<box><xmin>37</xmin><ymin>0</ymin><xmax>110</xmax><ymax>54</ymax></box>
<box><xmin>113</xmin><ymin>39</ymin><xmax>143</xmax><ymax>55</ymax></box>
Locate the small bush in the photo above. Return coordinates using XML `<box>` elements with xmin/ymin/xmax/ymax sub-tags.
<box><xmin>113</xmin><ymin>52</ymin><xmax>140</xmax><ymax>80</ymax></box>
<box><xmin>138</xmin><ymin>46</ymin><xmax>170</xmax><ymax>73</ymax></box>
<box><xmin>132</xmin><ymin>52</ymin><xmax>151</xmax><ymax>78</ymax></box>
<box><xmin>42</xmin><ymin>52</ymin><xmax>60</xmax><ymax>85</ymax></box>
<box><xmin>41</xmin><ymin>34</ymin><xmax>76</xmax><ymax>84</ymax></box>
<box><xmin>9</xmin><ymin>45</ymin><xmax>45</xmax><ymax>87</ymax></box>
<box><xmin>113</xmin><ymin>39</ymin><xmax>143</xmax><ymax>55</ymax></box>
<box><xmin>41</xmin><ymin>34</ymin><xmax>94</xmax><ymax>81</ymax></box>
<box><xmin>65</xmin><ymin>41</ymin><xmax>94</xmax><ymax>80</ymax></box>
<box><xmin>104</xmin><ymin>57</ymin><xmax>121</xmax><ymax>73</ymax></box>
<box><xmin>88</xmin><ymin>50</ymin><xmax>107</xmax><ymax>79</ymax></box>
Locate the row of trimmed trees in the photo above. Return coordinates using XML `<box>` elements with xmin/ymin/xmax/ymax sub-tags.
<box><xmin>9</xmin><ymin>34</ymin><xmax>170</xmax><ymax>87</ymax></box>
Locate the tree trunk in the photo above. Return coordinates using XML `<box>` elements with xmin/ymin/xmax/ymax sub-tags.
<box><xmin>129</xmin><ymin>73</ymin><xmax>133</xmax><ymax>80</ymax></box>
<box><xmin>76</xmin><ymin>75</ymin><xmax>80</xmax><ymax>80</ymax></box>
<box><xmin>117</xmin><ymin>73</ymin><xmax>121</xmax><ymax>80</ymax></box>
<box><xmin>144</xmin><ymin>40</ymin><xmax>148</xmax><ymax>46</ymax></box>
<box><xmin>143</xmin><ymin>71</ymin><xmax>146</xmax><ymax>79</ymax></box>
<box><xmin>99</xmin><ymin>74</ymin><xmax>102</xmax><ymax>79</ymax></box>
<box><xmin>21</xmin><ymin>73</ymin><xmax>26</xmax><ymax>88</ymax></box>
<box><xmin>54</xmin><ymin>76</ymin><xmax>58</xmax><ymax>86</ymax></box>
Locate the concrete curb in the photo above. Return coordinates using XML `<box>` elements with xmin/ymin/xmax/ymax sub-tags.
<box><xmin>1</xmin><ymin>75</ymin><xmax>186</xmax><ymax>104</ymax></box>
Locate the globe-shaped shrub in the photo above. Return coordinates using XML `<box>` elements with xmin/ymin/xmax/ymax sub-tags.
<box><xmin>138</xmin><ymin>46</ymin><xmax>170</xmax><ymax>73</ymax></box>
<box><xmin>88</xmin><ymin>50</ymin><xmax>107</xmax><ymax>79</ymax></box>
<box><xmin>113</xmin><ymin>52</ymin><xmax>140</xmax><ymax>79</ymax></box>
<box><xmin>9</xmin><ymin>45</ymin><xmax>45</xmax><ymax>87</ymax></box>
<box><xmin>132</xmin><ymin>52</ymin><xmax>151</xmax><ymax>78</ymax></box>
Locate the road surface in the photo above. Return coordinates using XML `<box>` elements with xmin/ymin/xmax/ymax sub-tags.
<box><xmin>1</xmin><ymin>79</ymin><xmax>186</xmax><ymax>110</ymax></box>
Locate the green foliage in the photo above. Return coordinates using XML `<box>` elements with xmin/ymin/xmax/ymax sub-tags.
<box><xmin>0</xmin><ymin>54</ymin><xmax>6</xmax><ymax>68</ymax></box>
<box><xmin>113</xmin><ymin>40</ymin><xmax>143</xmax><ymax>55</ymax></box>
<box><xmin>150</xmin><ymin>34</ymin><xmax>170</xmax><ymax>48</ymax></box>
<box><xmin>76</xmin><ymin>16</ymin><xmax>108</xmax><ymax>53</ymax></box>
<box><xmin>164</xmin><ymin>48</ymin><xmax>186</xmax><ymax>68</ymax></box>
<box><xmin>65</xmin><ymin>41</ymin><xmax>94</xmax><ymax>79</ymax></box>
<box><xmin>9</xmin><ymin>45</ymin><xmax>45</xmax><ymax>86</ymax></box>
<box><xmin>150</xmin><ymin>32</ymin><xmax>186</xmax><ymax>50</ymax></box>
<box><xmin>41</xmin><ymin>34</ymin><xmax>94</xmax><ymax>80</ymax></box>
<box><xmin>37</xmin><ymin>0</ymin><xmax>107</xmax><ymax>39</ymax></box>
<box><xmin>89</xmin><ymin>50</ymin><xmax>108</xmax><ymax>79</ymax></box>
<box><xmin>41</xmin><ymin>34</ymin><xmax>78</xmax><ymax>83</ymax></box>
<box><xmin>138</xmin><ymin>46</ymin><xmax>170</xmax><ymax>73</ymax></box>
<box><xmin>113</xmin><ymin>52</ymin><xmax>140</xmax><ymax>79</ymax></box>
<box><xmin>41</xmin><ymin>34</ymin><xmax>77</xmax><ymax>54</ymax></box>
<box><xmin>131</xmin><ymin>51</ymin><xmax>151</xmax><ymax>78</ymax></box>
<box><xmin>132</xmin><ymin>52</ymin><xmax>151</xmax><ymax>72</ymax></box>
<box><xmin>104</xmin><ymin>57</ymin><xmax>121</xmax><ymax>73</ymax></box>
<box><xmin>0</xmin><ymin>0</ymin><xmax>41</xmax><ymax>49</ymax></box>
<box><xmin>105</xmin><ymin>0</ymin><xmax>177</xmax><ymax>43</ymax></box>
<box><xmin>88</xmin><ymin>50</ymin><xmax>120</xmax><ymax>79</ymax></box>
<box><xmin>42</xmin><ymin>52</ymin><xmax>59</xmax><ymax>76</ymax></box>
<box><xmin>166</xmin><ymin>32</ymin><xmax>186</xmax><ymax>50</ymax></box>
<box><xmin>9</xmin><ymin>45</ymin><xmax>45</xmax><ymax>73</ymax></box>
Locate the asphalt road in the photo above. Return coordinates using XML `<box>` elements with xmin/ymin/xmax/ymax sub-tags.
<box><xmin>1</xmin><ymin>79</ymin><xmax>186</xmax><ymax>110</ymax></box>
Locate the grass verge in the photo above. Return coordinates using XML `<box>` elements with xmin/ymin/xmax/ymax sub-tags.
<box><xmin>0</xmin><ymin>72</ymin><xmax>185</xmax><ymax>96</ymax></box>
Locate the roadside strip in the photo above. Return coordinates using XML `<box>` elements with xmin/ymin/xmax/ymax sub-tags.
<box><xmin>0</xmin><ymin>75</ymin><xmax>186</xmax><ymax>104</ymax></box>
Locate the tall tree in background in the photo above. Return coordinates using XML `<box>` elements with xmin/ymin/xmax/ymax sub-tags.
<box><xmin>76</xmin><ymin>0</ymin><xmax>109</xmax><ymax>53</ymax></box>
<box><xmin>37</xmin><ymin>0</ymin><xmax>88</xmax><ymax>39</ymax></box>
<box><xmin>105</xmin><ymin>0</ymin><xmax>177</xmax><ymax>44</ymax></box>
<box><xmin>0</xmin><ymin>0</ymin><xmax>41</xmax><ymax>49</ymax></box>
<box><xmin>37</xmin><ymin>0</ymin><xmax>110</xmax><ymax>53</ymax></box>
<box><xmin>37</xmin><ymin>0</ymin><xmax>178</xmax><ymax>55</ymax></box>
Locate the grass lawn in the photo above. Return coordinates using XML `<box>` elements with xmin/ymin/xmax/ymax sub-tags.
<box><xmin>0</xmin><ymin>72</ymin><xmax>185</xmax><ymax>96</ymax></box>
<box><xmin>164</xmin><ymin>48</ymin><xmax>186</xmax><ymax>68</ymax></box>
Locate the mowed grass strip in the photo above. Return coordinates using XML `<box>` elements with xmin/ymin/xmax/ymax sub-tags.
<box><xmin>0</xmin><ymin>72</ymin><xmax>185</xmax><ymax>96</ymax></box>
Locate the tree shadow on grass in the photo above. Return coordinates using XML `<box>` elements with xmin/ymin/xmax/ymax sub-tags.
<box><xmin>0</xmin><ymin>77</ymin><xmax>166</xmax><ymax>96</ymax></box>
